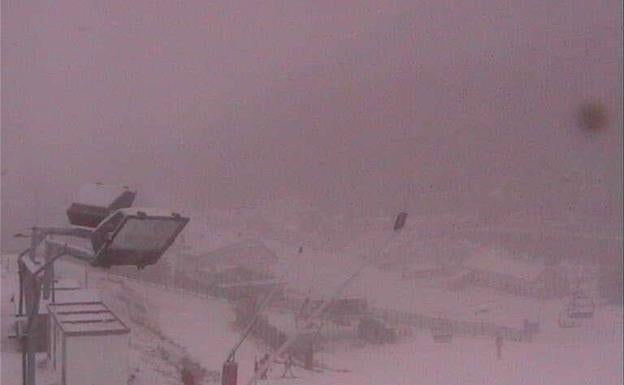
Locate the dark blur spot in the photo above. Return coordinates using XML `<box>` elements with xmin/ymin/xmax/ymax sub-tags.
<box><xmin>578</xmin><ymin>102</ymin><xmax>608</xmax><ymax>133</ymax></box>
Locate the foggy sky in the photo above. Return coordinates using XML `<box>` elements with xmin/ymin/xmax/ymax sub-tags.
<box><xmin>2</xmin><ymin>0</ymin><xmax>623</xmax><ymax>250</ymax></box>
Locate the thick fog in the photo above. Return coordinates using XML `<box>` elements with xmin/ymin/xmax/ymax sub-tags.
<box><xmin>2</xmin><ymin>0</ymin><xmax>622</xmax><ymax>250</ymax></box>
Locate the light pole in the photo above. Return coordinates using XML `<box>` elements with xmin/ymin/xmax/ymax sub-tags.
<box><xmin>15</xmin><ymin>185</ymin><xmax>189</xmax><ymax>385</ymax></box>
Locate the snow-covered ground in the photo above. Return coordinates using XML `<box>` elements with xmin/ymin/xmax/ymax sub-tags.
<box><xmin>118</xmin><ymin>271</ymin><xmax>623</xmax><ymax>385</ymax></box>
<box><xmin>265</xmin><ymin>240</ymin><xmax>546</xmax><ymax>327</ymax></box>
<box><xmin>157</xmin><ymin>207</ymin><xmax>622</xmax><ymax>385</ymax></box>
<box><xmin>2</xmin><ymin>205</ymin><xmax>622</xmax><ymax>385</ymax></box>
<box><xmin>98</xmin><ymin>266</ymin><xmax>624</xmax><ymax>385</ymax></box>
<box><xmin>2</xmin><ymin>252</ymin><xmax>622</xmax><ymax>385</ymax></box>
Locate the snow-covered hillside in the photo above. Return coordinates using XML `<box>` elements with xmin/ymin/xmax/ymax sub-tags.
<box><xmin>2</xmin><ymin>202</ymin><xmax>621</xmax><ymax>385</ymax></box>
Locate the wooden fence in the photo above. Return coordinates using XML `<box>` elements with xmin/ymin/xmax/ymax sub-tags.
<box><xmin>370</xmin><ymin>307</ymin><xmax>534</xmax><ymax>342</ymax></box>
<box><xmin>96</xmin><ymin>265</ymin><xmax>536</xmax><ymax>343</ymax></box>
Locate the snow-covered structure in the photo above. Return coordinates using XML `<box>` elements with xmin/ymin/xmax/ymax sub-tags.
<box><xmin>171</xmin><ymin>240</ymin><xmax>279</xmax><ymax>300</ymax></box>
<box><xmin>456</xmin><ymin>250</ymin><xmax>569</xmax><ymax>298</ymax></box>
<box><xmin>66</xmin><ymin>183</ymin><xmax>136</xmax><ymax>228</ymax></box>
<box><xmin>14</xmin><ymin>289</ymin><xmax>102</xmax><ymax>353</ymax></box>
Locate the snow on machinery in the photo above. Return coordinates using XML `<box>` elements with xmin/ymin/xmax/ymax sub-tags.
<box><xmin>66</xmin><ymin>182</ymin><xmax>137</xmax><ymax>228</ymax></box>
<box><xmin>15</xmin><ymin>183</ymin><xmax>189</xmax><ymax>385</ymax></box>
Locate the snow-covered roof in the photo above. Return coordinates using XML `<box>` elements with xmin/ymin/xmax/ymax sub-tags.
<box><xmin>51</xmin><ymin>303</ymin><xmax>106</xmax><ymax>314</ymax></box>
<box><xmin>215</xmin><ymin>279</ymin><xmax>278</xmax><ymax>289</ymax></box>
<box><xmin>49</xmin><ymin>289</ymin><xmax>101</xmax><ymax>305</ymax></box>
<box><xmin>48</xmin><ymin>302</ymin><xmax>129</xmax><ymax>335</ymax></box>
<box><xmin>52</xmin><ymin>278</ymin><xmax>82</xmax><ymax>290</ymax></box>
<box><xmin>115</xmin><ymin>207</ymin><xmax>186</xmax><ymax>218</ymax></box>
<box><xmin>464</xmin><ymin>250</ymin><xmax>545</xmax><ymax>281</ymax></box>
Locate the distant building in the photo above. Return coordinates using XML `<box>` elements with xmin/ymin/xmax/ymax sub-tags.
<box><xmin>176</xmin><ymin>240</ymin><xmax>279</xmax><ymax>300</ymax></box>
<box><xmin>457</xmin><ymin>251</ymin><xmax>569</xmax><ymax>298</ymax></box>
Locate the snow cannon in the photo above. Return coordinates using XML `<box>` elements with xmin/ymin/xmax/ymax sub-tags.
<box><xmin>90</xmin><ymin>208</ymin><xmax>189</xmax><ymax>268</ymax></box>
<box><xmin>66</xmin><ymin>183</ymin><xmax>136</xmax><ymax>228</ymax></box>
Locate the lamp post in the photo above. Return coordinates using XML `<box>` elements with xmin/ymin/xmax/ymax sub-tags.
<box><xmin>15</xmin><ymin>185</ymin><xmax>189</xmax><ymax>385</ymax></box>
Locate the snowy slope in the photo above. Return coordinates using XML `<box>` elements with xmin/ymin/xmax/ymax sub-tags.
<box><xmin>3</xmin><ymin>249</ymin><xmax>622</xmax><ymax>385</ymax></box>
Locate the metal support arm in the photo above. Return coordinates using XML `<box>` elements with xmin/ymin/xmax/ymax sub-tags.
<box><xmin>18</xmin><ymin>247</ymin><xmax>68</xmax><ymax>385</ymax></box>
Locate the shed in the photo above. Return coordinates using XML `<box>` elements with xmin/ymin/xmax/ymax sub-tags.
<box><xmin>47</xmin><ymin>302</ymin><xmax>130</xmax><ymax>385</ymax></box>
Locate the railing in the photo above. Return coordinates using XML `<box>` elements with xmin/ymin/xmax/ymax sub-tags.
<box><xmin>370</xmin><ymin>307</ymin><xmax>534</xmax><ymax>342</ymax></box>
<box><xmin>93</xmin><ymin>264</ymin><xmax>536</xmax><ymax>342</ymax></box>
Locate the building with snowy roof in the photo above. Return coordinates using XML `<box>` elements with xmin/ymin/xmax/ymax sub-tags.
<box><xmin>458</xmin><ymin>250</ymin><xmax>569</xmax><ymax>298</ymax></box>
<box><xmin>169</xmin><ymin>240</ymin><xmax>280</xmax><ymax>300</ymax></box>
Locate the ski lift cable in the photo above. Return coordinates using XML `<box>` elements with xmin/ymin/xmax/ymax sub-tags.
<box><xmin>225</xmin><ymin>246</ymin><xmax>303</xmax><ymax>362</ymax></box>
<box><xmin>244</xmin><ymin>212</ymin><xmax>408</xmax><ymax>385</ymax></box>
